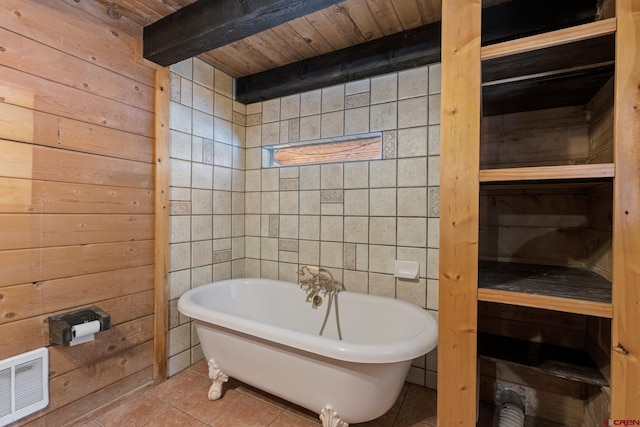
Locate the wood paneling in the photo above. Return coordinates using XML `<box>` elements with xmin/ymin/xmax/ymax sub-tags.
<box><xmin>0</xmin><ymin>1</ymin><xmax>157</xmax><ymax>424</ymax></box>
<box><xmin>611</xmin><ymin>0</ymin><xmax>640</xmax><ymax>416</ymax></box>
<box><xmin>438</xmin><ymin>0</ymin><xmax>482</xmax><ymax>424</ymax></box>
<box><xmin>154</xmin><ymin>67</ymin><xmax>170</xmax><ymax>384</ymax></box>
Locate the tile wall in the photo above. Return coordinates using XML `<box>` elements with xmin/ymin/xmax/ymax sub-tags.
<box><xmin>168</xmin><ymin>58</ymin><xmax>441</xmax><ymax>388</ymax></box>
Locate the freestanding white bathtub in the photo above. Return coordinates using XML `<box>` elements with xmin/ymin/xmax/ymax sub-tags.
<box><xmin>177</xmin><ymin>278</ymin><xmax>438</xmax><ymax>427</ymax></box>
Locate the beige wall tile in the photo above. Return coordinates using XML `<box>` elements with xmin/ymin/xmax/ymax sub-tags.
<box><xmin>193</xmin><ymin>58</ymin><xmax>214</xmax><ymax>89</ymax></box>
<box><xmin>345</xmin><ymin>79</ymin><xmax>370</xmax><ymax>95</ymax></box>
<box><xmin>169</xmin><ymin>269</ymin><xmax>190</xmax><ymax>300</ymax></box>
<box><xmin>214</xmin><ymin>69</ymin><xmax>233</xmax><ymax>97</ymax></box>
<box><xmin>370</xmin><ymin>102</ymin><xmax>397</xmax><ymax>131</ymax></box>
<box><xmin>321</xmin><ymin>163</ymin><xmax>344</xmax><ymax>189</ymax></box>
<box><xmin>214</xmin><ymin>117</ymin><xmax>233</xmax><ymax>144</ymax></box>
<box><xmin>300</xmin><ymin>190</ymin><xmax>320</xmax><ymax>215</ymax></box>
<box><xmin>261</xmin><ymin>168</ymin><xmax>280</xmax><ymax>191</ymax></box>
<box><xmin>398</xmin><ymin>217</ymin><xmax>427</xmax><ymax>247</ymax></box>
<box><xmin>428</xmin><ymin>63</ymin><xmax>441</xmax><ymax>94</ymax></box>
<box><xmin>370</xmin><ymin>217</ymin><xmax>396</xmax><ymax>245</ymax></box>
<box><xmin>356</xmin><ymin>243</ymin><xmax>369</xmax><ymax>271</ymax></box>
<box><xmin>246</xmin><ymin>125</ymin><xmax>262</xmax><ymax>148</ymax></box>
<box><xmin>371</xmin><ymin>74</ymin><xmax>398</xmax><ymax>104</ymax></box>
<box><xmin>281</xmin><ymin>94</ymin><xmax>301</xmax><ymax>119</ymax></box>
<box><xmin>300</xmin><ymin>114</ymin><xmax>321</xmax><ymax>140</ymax></box>
<box><xmin>215</xmin><ymin>93</ymin><xmax>233</xmax><ymax>121</ymax></box>
<box><xmin>300</xmin><ymin>165</ymin><xmax>320</xmax><ymax>190</ymax></box>
<box><xmin>192</xmin><ymin>163</ymin><xmax>213</xmax><ymax>189</ymax></box>
<box><xmin>344</xmin><ymin>107</ymin><xmax>370</xmax><ymax>135</ymax></box>
<box><xmin>261</xmin><ymin>122</ymin><xmax>280</xmax><ymax>146</ymax></box>
<box><xmin>280</xmin><ymin>215</ymin><xmax>299</xmax><ymax>239</ymax></box>
<box><xmin>280</xmin><ymin>191</ymin><xmax>299</xmax><ymax>214</ymax></box>
<box><xmin>213</xmin><ymin>166</ymin><xmax>232</xmax><ymax>191</ymax></box>
<box><xmin>344</xmin><ymin>216</ymin><xmax>369</xmax><ymax>243</ymax></box>
<box><xmin>369</xmin><ymin>272</ymin><xmax>395</xmax><ymax>298</ymax></box>
<box><xmin>321</xmin><ymin>111</ymin><xmax>344</xmax><ymax>138</ymax></box>
<box><xmin>191</xmin><ymin>215</ymin><xmax>212</xmax><ymax>241</ymax></box>
<box><xmin>321</xmin><ymin>216</ymin><xmax>343</xmax><ymax>241</ymax></box>
<box><xmin>369</xmin><ymin>245</ymin><xmax>395</xmax><ymax>274</ymax></box>
<box><xmin>321</xmin><ymin>241</ymin><xmax>343</xmax><ymax>268</ymax></box>
<box><xmin>345</xmin><ymin>189</ymin><xmax>369</xmax><ymax>216</ymax></box>
<box><xmin>300</xmin><ymin>215</ymin><xmax>320</xmax><ymax>240</ymax></box>
<box><xmin>261</xmin><ymin>237</ymin><xmax>278</xmax><ymax>261</ymax></box>
<box><xmin>343</xmin><ymin>270</ymin><xmax>368</xmax><ymax>293</ymax></box>
<box><xmin>171</xmin><ymin>160</ymin><xmax>192</xmax><ymax>189</ymax></box>
<box><xmin>261</xmin><ymin>191</ymin><xmax>279</xmax><ymax>214</ymax></box>
<box><xmin>398</xmin><ymin>157</ymin><xmax>427</xmax><ymax>187</ymax></box>
<box><xmin>398</xmin><ymin>187</ymin><xmax>427</xmax><ymax>217</ymax></box>
<box><xmin>321</xmin><ymin>85</ymin><xmax>345</xmax><ymax>113</ymax></box>
<box><xmin>369</xmin><ymin>159</ymin><xmax>397</xmax><ymax>188</ymax></box>
<box><xmin>213</xmin><ymin>190</ymin><xmax>231</xmax><ymax>214</ymax></box>
<box><xmin>398</xmin><ymin>96</ymin><xmax>428</xmax><ymax>129</ymax></box>
<box><xmin>344</xmin><ymin>162</ymin><xmax>369</xmax><ymax>189</ymax></box>
<box><xmin>191</xmin><ymin>240</ymin><xmax>212</xmax><ymax>267</ymax></box>
<box><xmin>397</xmin><ymin>278</ymin><xmax>427</xmax><ymax>308</ymax></box>
<box><xmin>398</xmin><ymin>66</ymin><xmax>429</xmax><ymax>100</ymax></box>
<box><xmin>299</xmin><ymin>240</ymin><xmax>320</xmax><ymax>265</ymax></box>
<box><xmin>398</xmin><ymin>127</ymin><xmax>428</xmax><ymax>158</ymax></box>
<box><xmin>193</xmin><ymin>84</ymin><xmax>213</xmax><ymax>114</ymax></box>
<box><xmin>397</xmin><ymin>246</ymin><xmax>427</xmax><ymax>279</ymax></box>
<box><xmin>262</xmin><ymin>98</ymin><xmax>281</xmax><ymax>123</ymax></box>
<box><xmin>193</xmin><ymin>110</ymin><xmax>213</xmax><ymax>139</ymax></box>
<box><xmin>370</xmin><ymin>188</ymin><xmax>396</xmax><ymax>216</ymax></box>
<box><xmin>171</xmin><ymin>130</ymin><xmax>192</xmax><ymax>161</ymax></box>
<box><xmin>170</xmin><ymin>216</ymin><xmax>191</xmax><ymax>243</ymax></box>
<box><xmin>170</xmin><ymin>102</ymin><xmax>192</xmax><ymax>134</ymax></box>
<box><xmin>300</xmin><ymin>89</ymin><xmax>321</xmax><ymax>116</ymax></box>
<box><xmin>428</xmin><ymin>218</ymin><xmax>439</xmax><ymax>248</ymax></box>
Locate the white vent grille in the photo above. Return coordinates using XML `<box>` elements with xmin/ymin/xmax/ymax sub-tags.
<box><xmin>0</xmin><ymin>348</ymin><xmax>48</xmax><ymax>427</ymax></box>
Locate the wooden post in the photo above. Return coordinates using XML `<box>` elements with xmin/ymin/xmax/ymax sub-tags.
<box><xmin>154</xmin><ymin>67</ymin><xmax>170</xmax><ymax>384</ymax></box>
<box><xmin>438</xmin><ymin>0</ymin><xmax>482</xmax><ymax>425</ymax></box>
<box><xmin>611</xmin><ymin>0</ymin><xmax>640</xmax><ymax>416</ymax></box>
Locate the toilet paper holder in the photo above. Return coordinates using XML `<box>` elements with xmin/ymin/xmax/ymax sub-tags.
<box><xmin>48</xmin><ymin>306</ymin><xmax>111</xmax><ymax>345</ymax></box>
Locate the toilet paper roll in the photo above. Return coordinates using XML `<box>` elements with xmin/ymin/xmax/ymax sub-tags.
<box><xmin>72</xmin><ymin>320</ymin><xmax>101</xmax><ymax>338</ymax></box>
<box><xmin>70</xmin><ymin>320</ymin><xmax>101</xmax><ymax>346</ymax></box>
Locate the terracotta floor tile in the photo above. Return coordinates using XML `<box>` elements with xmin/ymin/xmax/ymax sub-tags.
<box><xmin>144</xmin><ymin>407</ymin><xmax>209</xmax><ymax>427</ymax></box>
<box><xmin>83</xmin><ymin>363</ymin><xmax>439</xmax><ymax>427</ymax></box>
<box><xmin>149</xmin><ymin>370</ymin><xmax>211</xmax><ymax>405</ymax></box>
<box><xmin>393</xmin><ymin>414</ymin><xmax>435</xmax><ymax>427</ymax></box>
<box><xmin>188</xmin><ymin>359</ymin><xmax>210</xmax><ymax>378</ymax></box>
<box><xmin>352</xmin><ymin>411</ymin><xmax>397</xmax><ymax>426</ymax></box>
<box><xmin>93</xmin><ymin>392</ymin><xmax>171</xmax><ymax>427</ymax></box>
<box><xmin>270</xmin><ymin>411</ymin><xmax>322</xmax><ymax>427</ymax></box>
<box><xmin>211</xmin><ymin>394</ymin><xmax>282</xmax><ymax>427</ymax></box>
<box><xmin>397</xmin><ymin>385</ymin><xmax>437</xmax><ymax>423</ymax></box>
<box><xmin>175</xmin><ymin>386</ymin><xmax>244</xmax><ymax>424</ymax></box>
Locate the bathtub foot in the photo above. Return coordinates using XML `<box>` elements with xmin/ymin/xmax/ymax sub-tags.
<box><xmin>207</xmin><ymin>359</ymin><xmax>228</xmax><ymax>400</ymax></box>
<box><xmin>319</xmin><ymin>406</ymin><xmax>349</xmax><ymax>427</ymax></box>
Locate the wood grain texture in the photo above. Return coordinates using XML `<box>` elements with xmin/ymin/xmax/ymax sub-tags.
<box><xmin>611</xmin><ymin>0</ymin><xmax>640</xmax><ymax>417</ymax></box>
<box><xmin>0</xmin><ymin>2</ymin><xmax>157</xmax><ymax>424</ymax></box>
<box><xmin>438</xmin><ymin>0</ymin><xmax>481</xmax><ymax>424</ymax></box>
<box><xmin>481</xmin><ymin>18</ymin><xmax>616</xmax><ymax>60</ymax></box>
<box><xmin>154</xmin><ymin>67</ymin><xmax>170</xmax><ymax>385</ymax></box>
<box><xmin>143</xmin><ymin>0</ymin><xmax>345</xmax><ymax>65</ymax></box>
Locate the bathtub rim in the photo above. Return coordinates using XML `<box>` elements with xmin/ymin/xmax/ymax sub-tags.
<box><xmin>178</xmin><ymin>278</ymin><xmax>438</xmax><ymax>364</ymax></box>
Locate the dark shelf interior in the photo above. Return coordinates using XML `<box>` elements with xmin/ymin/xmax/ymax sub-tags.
<box><xmin>481</xmin><ymin>33</ymin><xmax>615</xmax><ymax>116</ymax></box>
<box><xmin>479</xmin><ymin>261</ymin><xmax>612</xmax><ymax>304</ymax></box>
<box><xmin>478</xmin><ymin>332</ymin><xmax>609</xmax><ymax>386</ymax></box>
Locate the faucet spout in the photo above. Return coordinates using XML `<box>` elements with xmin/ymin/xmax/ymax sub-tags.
<box><xmin>305</xmin><ymin>287</ymin><xmax>318</xmax><ymax>303</ymax></box>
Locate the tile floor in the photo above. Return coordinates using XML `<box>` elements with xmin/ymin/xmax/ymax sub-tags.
<box><xmin>80</xmin><ymin>360</ymin><xmax>437</xmax><ymax>427</ymax></box>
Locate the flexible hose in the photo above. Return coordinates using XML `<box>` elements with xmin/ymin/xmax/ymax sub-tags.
<box><xmin>318</xmin><ymin>291</ymin><xmax>342</xmax><ymax>340</ymax></box>
<box><xmin>498</xmin><ymin>403</ymin><xmax>525</xmax><ymax>427</ymax></box>
<box><xmin>497</xmin><ymin>390</ymin><xmax>525</xmax><ymax>427</ymax></box>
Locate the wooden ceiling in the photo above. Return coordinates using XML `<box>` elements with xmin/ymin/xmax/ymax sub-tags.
<box><xmin>77</xmin><ymin>0</ymin><xmax>608</xmax><ymax>106</ymax></box>
<box><xmin>82</xmin><ymin>0</ymin><xmax>445</xmax><ymax>78</ymax></box>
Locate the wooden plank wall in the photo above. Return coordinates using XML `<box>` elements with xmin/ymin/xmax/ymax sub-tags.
<box><xmin>438</xmin><ymin>0</ymin><xmax>481</xmax><ymax>424</ymax></box>
<box><xmin>611</xmin><ymin>0</ymin><xmax>640</xmax><ymax>416</ymax></box>
<box><xmin>0</xmin><ymin>1</ymin><xmax>158</xmax><ymax>424</ymax></box>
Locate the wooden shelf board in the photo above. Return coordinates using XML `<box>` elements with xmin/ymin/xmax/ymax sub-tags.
<box><xmin>481</xmin><ymin>18</ymin><xmax>616</xmax><ymax>61</ymax></box>
<box><xmin>479</xmin><ymin>163</ymin><xmax>615</xmax><ymax>182</ymax></box>
<box><xmin>478</xmin><ymin>261</ymin><xmax>612</xmax><ymax>318</ymax></box>
<box><xmin>478</xmin><ymin>332</ymin><xmax>609</xmax><ymax>386</ymax></box>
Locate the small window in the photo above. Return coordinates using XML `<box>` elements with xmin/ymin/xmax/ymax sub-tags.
<box><xmin>262</xmin><ymin>132</ymin><xmax>382</xmax><ymax>168</ymax></box>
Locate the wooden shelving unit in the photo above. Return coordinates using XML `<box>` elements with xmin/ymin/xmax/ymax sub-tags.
<box><xmin>478</xmin><ymin>164</ymin><xmax>615</xmax><ymax>182</ymax></box>
<box><xmin>478</xmin><ymin>261</ymin><xmax>612</xmax><ymax>318</ymax></box>
<box><xmin>439</xmin><ymin>0</ymin><xmax>640</xmax><ymax>424</ymax></box>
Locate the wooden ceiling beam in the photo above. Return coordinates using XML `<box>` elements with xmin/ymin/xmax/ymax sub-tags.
<box><xmin>236</xmin><ymin>22</ymin><xmax>442</xmax><ymax>104</ymax></box>
<box><xmin>143</xmin><ymin>0</ymin><xmax>344</xmax><ymax>66</ymax></box>
<box><xmin>236</xmin><ymin>0</ymin><xmax>598</xmax><ymax>103</ymax></box>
